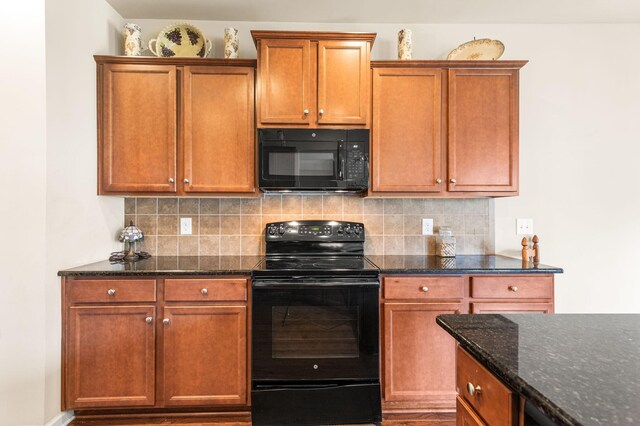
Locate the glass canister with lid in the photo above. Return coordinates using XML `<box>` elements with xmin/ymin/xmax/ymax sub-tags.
<box><xmin>436</xmin><ymin>226</ymin><xmax>456</xmax><ymax>257</ymax></box>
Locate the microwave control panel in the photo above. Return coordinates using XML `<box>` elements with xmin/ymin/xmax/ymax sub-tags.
<box><xmin>345</xmin><ymin>142</ymin><xmax>368</xmax><ymax>182</ymax></box>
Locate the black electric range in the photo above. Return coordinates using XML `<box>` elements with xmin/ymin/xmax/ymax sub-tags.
<box><xmin>251</xmin><ymin>220</ymin><xmax>382</xmax><ymax>426</ymax></box>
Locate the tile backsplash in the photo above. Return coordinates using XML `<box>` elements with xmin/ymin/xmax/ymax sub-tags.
<box><xmin>124</xmin><ymin>196</ymin><xmax>494</xmax><ymax>256</ymax></box>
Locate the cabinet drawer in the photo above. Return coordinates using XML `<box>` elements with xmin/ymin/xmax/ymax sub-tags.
<box><xmin>164</xmin><ymin>278</ymin><xmax>248</xmax><ymax>302</ymax></box>
<box><xmin>68</xmin><ymin>279</ymin><xmax>156</xmax><ymax>303</ymax></box>
<box><xmin>457</xmin><ymin>346</ymin><xmax>515</xmax><ymax>426</ymax></box>
<box><xmin>383</xmin><ymin>276</ymin><xmax>463</xmax><ymax>300</ymax></box>
<box><xmin>471</xmin><ymin>275</ymin><xmax>553</xmax><ymax>299</ymax></box>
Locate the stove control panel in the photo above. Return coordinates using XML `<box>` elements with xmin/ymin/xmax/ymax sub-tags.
<box><xmin>265</xmin><ymin>220</ymin><xmax>365</xmax><ymax>242</ymax></box>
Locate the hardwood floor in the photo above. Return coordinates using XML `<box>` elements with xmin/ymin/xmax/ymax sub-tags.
<box><xmin>70</xmin><ymin>412</ymin><xmax>455</xmax><ymax>426</ymax></box>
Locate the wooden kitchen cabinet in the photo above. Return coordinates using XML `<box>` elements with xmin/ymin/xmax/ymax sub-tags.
<box><xmin>163</xmin><ymin>305</ymin><xmax>247</xmax><ymax>406</ymax></box>
<box><xmin>96</xmin><ymin>56</ymin><xmax>256</xmax><ymax>196</ymax></box>
<box><xmin>372</xmin><ymin>68</ymin><xmax>443</xmax><ymax>192</ymax></box>
<box><xmin>62</xmin><ymin>275</ymin><xmax>250</xmax><ymax>414</ymax></box>
<box><xmin>370</xmin><ymin>61</ymin><xmax>526</xmax><ymax>197</ymax></box>
<box><xmin>470</xmin><ymin>274</ymin><xmax>555</xmax><ymax>314</ymax></box>
<box><xmin>66</xmin><ymin>305</ymin><xmax>156</xmax><ymax>408</ymax></box>
<box><xmin>253</xmin><ymin>31</ymin><xmax>375</xmax><ymax>128</ymax></box>
<box><xmin>381</xmin><ymin>276</ymin><xmax>465</xmax><ymax>410</ymax></box>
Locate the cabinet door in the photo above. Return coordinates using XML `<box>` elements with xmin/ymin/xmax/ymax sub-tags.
<box><xmin>100</xmin><ymin>64</ymin><xmax>177</xmax><ymax>193</ymax></box>
<box><xmin>182</xmin><ymin>66</ymin><xmax>255</xmax><ymax>193</ymax></box>
<box><xmin>258</xmin><ymin>39</ymin><xmax>311</xmax><ymax>125</ymax></box>
<box><xmin>383</xmin><ymin>302</ymin><xmax>463</xmax><ymax>407</ymax></box>
<box><xmin>471</xmin><ymin>302</ymin><xmax>554</xmax><ymax>314</ymax></box>
<box><xmin>372</xmin><ymin>68</ymin><xmax>443</xmax><ymax>192</ymax></box>
<box><xmin>457</xmin><ymin>396</ymin><xmax>488</xmax><ymax>426</ymax></box>
<box><xmin>163</xmin><ymin>306</ymin><xmax>247</xmax><ymax>406</ymax></box>
<box><xmin>448</xmin><ymin>69</ymin><xmax>519</xmax><ymax>192</ymax></box>
<box><xmin>66</xmin><ymin>306</ymin><xmax>156</xmax><ymax>408</ymax></box>
<box><xmin>317</xmin><ymin>41</ymin><xmax>369</xmax><ymax>125</ymax></box>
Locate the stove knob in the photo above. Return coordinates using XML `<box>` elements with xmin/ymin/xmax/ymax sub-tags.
<box><xmin>268</xmin><ymin>226</ymin><xmax>276</xmax><ymax>235</ymax></box>
<box><xmin>354</xmin><ymin>227</ymin><xmax>361</xmax><ymax>235</ymax></box>
<box><xmin>345</xmin><ymin>226</ymin><xmax>353</xmax><ymax>235</ymax></box>
<box><xmin>278</xmin><ymin>226</ymin><xmax>285</xmax><ymax>235</ymax></box>
<box><xmin>338</xmin><ymin>226</ymin><xmax>344</xmax><ymax>235</ymax></box>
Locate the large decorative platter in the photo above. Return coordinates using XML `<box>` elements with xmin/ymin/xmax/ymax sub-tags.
<box><xmin>447</xmin><ymin>38</ymin><xmax>505</xmax><ymax>60</ymax></box>
<box><xmin>149</xmin><ymin>23</ymin><xmax>212</xmax><ymax>58</ymax></box>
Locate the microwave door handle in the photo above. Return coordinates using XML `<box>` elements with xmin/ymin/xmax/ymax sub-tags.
<box><xmin>338</xmin><ymin>150</ymin><xmax>345</xmax><ymax>181</ymax></box>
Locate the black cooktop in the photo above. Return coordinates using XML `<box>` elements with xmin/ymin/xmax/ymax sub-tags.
<box><xmin>252</xmin><ymin>255</ymin><xmax>380</xmax><ymax>277</ymax></box>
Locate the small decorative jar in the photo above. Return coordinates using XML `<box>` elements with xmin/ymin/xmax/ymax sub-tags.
<box><xmin>397</xmin><ymin>29</ymin><xmax>412</xmax><ymax>60</ymax></box>
<box><xmin>224</xmin><ymin>27</ymin><xmax>239</xmax><ymax>58</ymax></box>
<box><xmin>124</xmin><ymin>23</ymin><xmax>144</xmax><ymax>56</ymax></box>
<box><xmin>436</xmin><ymin>226</ymin><xmax>456</xmax><ymax>257</ymax></box>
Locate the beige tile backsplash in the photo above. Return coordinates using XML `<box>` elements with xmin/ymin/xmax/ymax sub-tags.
<box><xmin>124</xmin><ymin>196</ymin><xmax>494</xmax><ymax>256</ymax></box>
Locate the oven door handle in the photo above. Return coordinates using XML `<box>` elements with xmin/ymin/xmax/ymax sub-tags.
<box><xmin>253</xmin><ymin>280</ymin><xmax>380</xmax><ymax>288</ymax></box>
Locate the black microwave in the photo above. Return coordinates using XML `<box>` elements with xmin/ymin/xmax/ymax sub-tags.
<box><xmin>258</xmin><ymin>128</ymin><xmax>370</xmax><ymax>192</ymax></box>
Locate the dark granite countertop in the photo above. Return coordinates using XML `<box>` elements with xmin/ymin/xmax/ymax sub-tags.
<box><xmin>437</xmin><ymin>314</ymin><xmax>640</xmax><ymax>425</ymax></box>
<box><xmin>368</xmin><ymin>255</ymin><xmax>562</xmax><ymax>274</ymax></box>
<box><xmin>59</xmin><ymin>254</ymin><xmax>562</xmax><ymax>276</ymax></box>
<box><xmin>58</xmin><ymin>256</ymin><xmax>262</xmax><ymax>276</ymax></box>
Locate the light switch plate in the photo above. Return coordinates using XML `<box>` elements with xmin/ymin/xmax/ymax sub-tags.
<box><xmin>516</xmin><ymin>218</ymin><xmax>533</xmax><ymax>235</ymax></box>
<box><xmin>180</xmin><ymin>217</ymin><xmax>192</xmax><ymax>235</ymax></box>
<box><xmin>422</xmin><ymin>218</ymin><xmax>434</xmax><ymax>235</ymax></box>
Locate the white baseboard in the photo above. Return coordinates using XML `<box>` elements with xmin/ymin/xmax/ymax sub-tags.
<box><xmin>44</xmin><ymin>411</ymin><xmax>74</xmax><ymax>426</ymax></box>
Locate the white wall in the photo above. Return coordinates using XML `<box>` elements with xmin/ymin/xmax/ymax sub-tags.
<box><xmin>0</xmin><ymin>0</ymin><xmax>47</xmax><ymax>424</ymax></box>
<box><xmin>44</xmin><ymin>0</ymin><xmax>125</xmax><ymax>424</ymax></box>
<box><xmin>134</xmin><ymin>20</ymin><xmax>640</xmax><ymax>313</ymax></box>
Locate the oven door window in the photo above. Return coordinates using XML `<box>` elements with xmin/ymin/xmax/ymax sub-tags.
<box><xmin>252</xmin><ymin>286</ymin><xmax>379</xmax><ymax>381</ymax></box>
<box><xmin>272</xmin><ymin>305</ymin><xmax>359</xmax><ymax>359</ymax></box>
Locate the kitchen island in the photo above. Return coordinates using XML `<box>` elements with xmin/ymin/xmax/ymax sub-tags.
<box><xmin>437</xmin><ymin>314</ymin><xmax>640</xmax><ymax>425</ymax></box>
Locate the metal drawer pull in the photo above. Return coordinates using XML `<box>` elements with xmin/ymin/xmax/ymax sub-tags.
<box><xmin>107</xmin><ymin>288</ymin><xmax>116</xmax><ymax>296</ymax></box>
<box><xmin>467</xmin><ymin>382</ymin><xmax>482</xmax><ymax>396</ymax></box>
<box><xmin>508</xmin><ymin>285</ymin><xmax>519</xmax><ymax>292</ymax></box>
<box><xmin>145</xmin><ymin>317</ymin><xmax>153</xmax><ymax>324</ymax></box>
<box><xmin>163</xmin><ymin>318</ymin><xmax>170</xmax><ymax>325</ymax></box>
<box><xmin>420</xmin><ymin>286</ymin><xmax>429</xmax><ymax>292</ymax></box>
<box><xmin>303</xmin><ymin>109</ymin><xmax>309</xmax><ymax>115</ymax></box>
<box><xmin>201</xmin><ymin>288</ymin><xmax>208</xmax><ymax>295</ymax></box>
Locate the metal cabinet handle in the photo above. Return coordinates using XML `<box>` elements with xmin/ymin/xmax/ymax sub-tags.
<box><xmin>163</xmin><ymin>318</ymin><xmax>170</xmax><ymax>325</ymax></box>
<box><xmin>107</xmin><ymin>288</ymin><xmax>116</xmax><ymax>296</ymax></box>
<box><xmin>449</xmin><ymin>178</ymin><xmax>457</xmax><ymax>184</ymax></box>
<box><xmin>201</xmin><ymin>288</ymin><xmax>208</xmax><ymax>295</ymax></box>
<box><xmin>169</xmin><ymin>178</ymin><xmax>175</xmax><ymax>183</ymax></box>
<box><xmin>421</xmin><ymin>286</ymin><xmax>429</xmax><ymax>292</ymax></box>
<box><xmin>183</xmin><ymin>178</ymin><xmax>189</xmax><ymax>184</ymax></box>
<box><xmin>145</xmin><ymin>317</ymin><xmax>153</xmax><ymax>324</ymax></box>
<box><xmin>467</xmin><ymin>382</ymin><xmax>482</xmax><ymax>396</ymax></box>
<box><xmin>509</xmin><ymin>285</ymin><xmax>519</xmax><ymax>292</ymax></box>
<box><xmin>303</xmin><ymin>109</ymin><xmax>309</xmax><ymax>115</ymax></box>
<box><xmin>319</xmin><ymin>108</ymin><xmax>324</xmax><ymax>116</ymax></box>
<box><xmin>435</xmin><ymin>178</ymin><xmax>442</xmax><ymax>184</ymax></box>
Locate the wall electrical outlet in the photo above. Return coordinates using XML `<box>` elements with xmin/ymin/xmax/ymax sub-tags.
<box><xmin>180</xmin><ymin>217</ymin><xmax>192</xmax><ymax>235</ymax></box>
<box><xmin>422</xmin><ymin>218</ymin><xmax>434</xmax><ymax>235</ymax></box>
<box><xmin>516</xmin><ymin>218</ymin><xmax>534</xmax><ymax>235</ymax></box>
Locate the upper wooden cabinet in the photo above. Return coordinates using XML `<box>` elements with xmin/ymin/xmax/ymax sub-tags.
<box><xmin>370</xmin><ymin>61</ymin><xmax>526</xmax><ymax>197</ymax></box>
<box><xmin>96</xmin><ymin>56</ymin><xmax>256</xmax><ymax>196</ymax></box>
<box><xmin>252</xmin><ymin>31</ymin><xmax>375</xmax><ymax>128</ymax></box>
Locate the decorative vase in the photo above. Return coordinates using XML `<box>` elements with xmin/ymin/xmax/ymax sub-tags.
<box><xmin>397</xmin><ymin>29</ymin><xmax>412</xmax><ymax>60</ymax></box>
<box><xmin>224</xmin><ymin>27</ymin><xmax>239</xmax><ymax>58</ymax></box>
<box><xmin>124</xmin><ymin>23</ymin><xmax>144</xmax><ymax>56</ymax></box>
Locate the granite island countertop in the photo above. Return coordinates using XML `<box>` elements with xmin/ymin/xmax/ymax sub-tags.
<box><xmin>59</xmin><ymin>254</ymin><xmax>562</xmax><ymax>276</ymax></box>
<box><xmin>436</xmin><ymin>314</ymin><xmax>640</xmax><ymax>425</ymax></box>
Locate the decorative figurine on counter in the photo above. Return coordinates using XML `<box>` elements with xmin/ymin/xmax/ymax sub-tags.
<box><xmin>521</xmin><ymin>235</ymin><xmax>540</xmax><ymax>265</ymax></box>
<box><xmin>124</xmin><ymin>23</ymin><xmax>144</xmax><ymax>56</ymax></box>
<box><xmin>110</xmin><ymin>221</ymin><xmax>151</xmax><ymax>263</ymax></box>
<box><xmin>397</xmin><ymin>29</ymin><xmax>412</xmax><ymax>60</ymax></box>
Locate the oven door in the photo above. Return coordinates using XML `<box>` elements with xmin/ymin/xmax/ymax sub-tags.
<box><xmin>259</xmin><ymin>139</ymin><xmax>344</xmax><ymax>189</ymax></box>
<box><xmin>252</xmin><ymin>278</ymin><xmax>379</xmax><ymax>381</ymax></box>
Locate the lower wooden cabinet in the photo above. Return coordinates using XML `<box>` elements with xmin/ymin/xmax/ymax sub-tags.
<box><xmin>66</xmin><ymin>305</ymin><xmax>156</xmax><ymax>408</ymax></box>
<box><xmin>163</xmin><ymin>305</ymin><xmax>247</xmax><ymax>406</ymax></box>
<box><xmin>62</xmin><ymin>276</ymin><xmax>250</xmax><ymax>412</ymax></box>
<box><xmin>457</xmin><ymin>396</ymin><xmax>487</xmax><ymax>426</ymax></box>
<box><xmin>383</xmin><ymin>302</ymin><xmax>463</xmax><ymax>407</ymax></box>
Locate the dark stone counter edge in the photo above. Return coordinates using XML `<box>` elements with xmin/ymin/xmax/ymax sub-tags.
<box><xmin>59</xmin><ymin>267</ymin><xmax>563</xmax><ymax>277</ymax></box>
<box><xmin>58</xmin><ymin>270</ymin><xmax>254</xmax><ymax>277</ymax></box>
<box><xmin>380</xmin><ymin>267</ymin><xmax>563</xmax><ymax>275</ymax></box>
<box><xmin>436</xmin><ymin>316</ymin><xmax>578</xmax><ymax>426</ymax></box>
